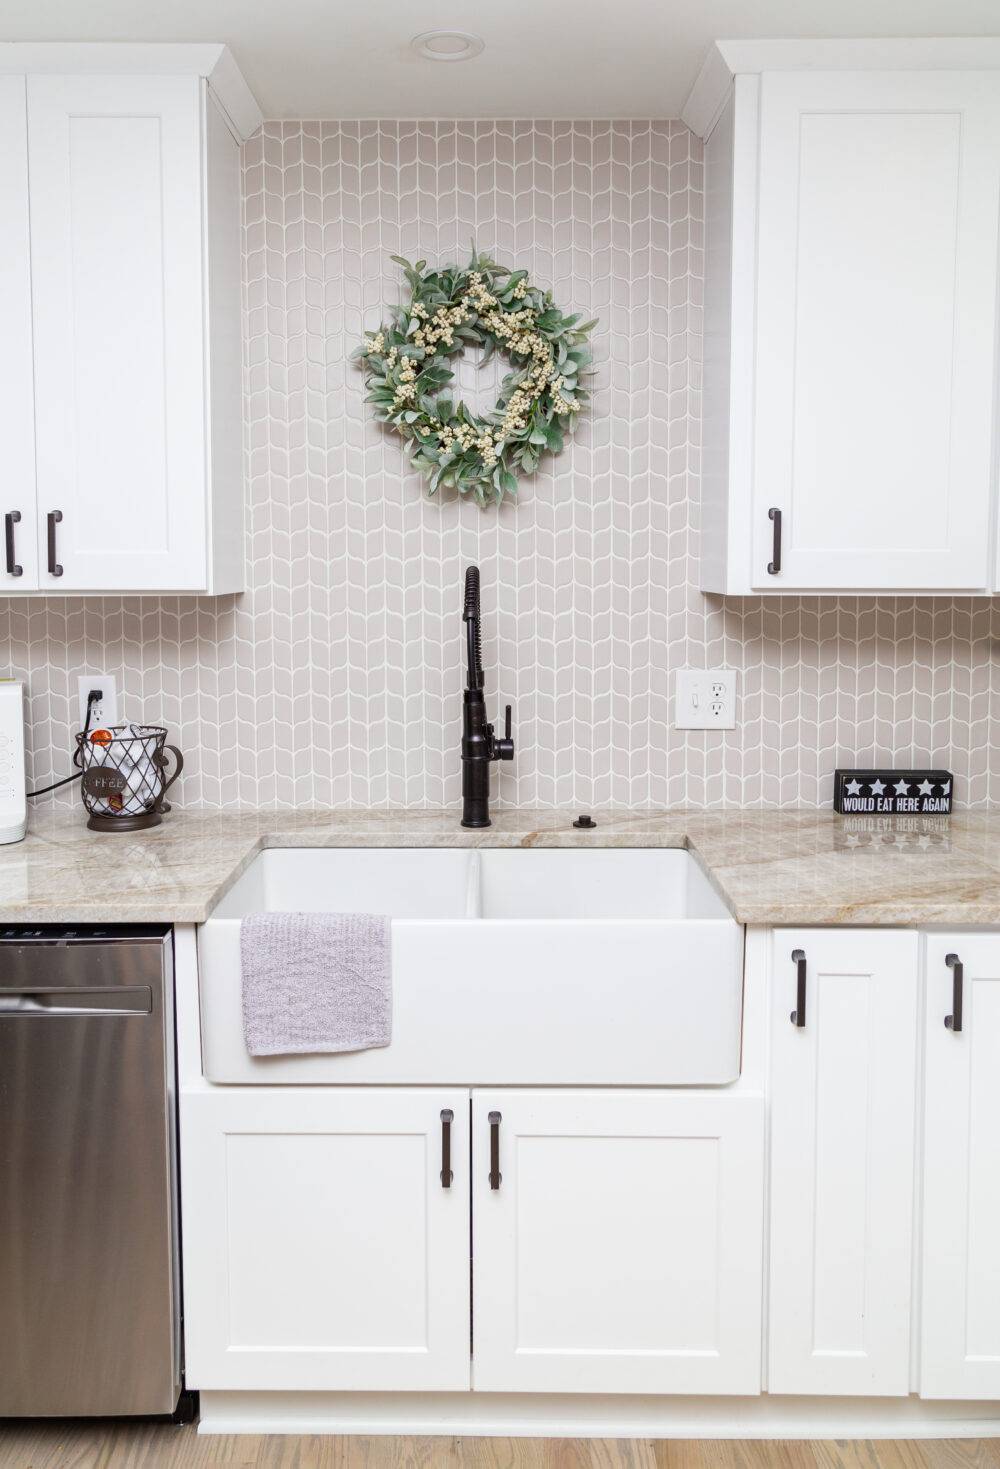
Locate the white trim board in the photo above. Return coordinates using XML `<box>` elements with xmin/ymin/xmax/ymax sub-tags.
<box><xmin>0</xmin><ymin>42</ymin><xmax>262</xmax><ymax>140</ymax></box>
<box><xmin>198</xmin><ymin>1390</ymin><xmax>1000</xmax><ymax>1439</ymax></box>
<box><xmin>683</xmin><ymin>36</ymin><xmax>1000</xmax><ymax>137</ymax></box>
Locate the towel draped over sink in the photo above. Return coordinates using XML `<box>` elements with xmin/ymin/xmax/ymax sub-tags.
<box><xmin>239</xmin><ymin>911</ymin><xmax>392</xmax><ymax>1057</ymax></box>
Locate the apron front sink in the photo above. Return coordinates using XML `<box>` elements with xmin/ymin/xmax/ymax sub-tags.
<box><xmin>198</xmin><ymin>847</ymin><xmax>743</xmax><ymax>1085</ymax></box>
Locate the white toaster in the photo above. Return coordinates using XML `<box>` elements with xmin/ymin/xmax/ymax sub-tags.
<box><xmin>0</xmin><ymin>681</ymin><xmax>27</xmax><ymax>844</ymax></box>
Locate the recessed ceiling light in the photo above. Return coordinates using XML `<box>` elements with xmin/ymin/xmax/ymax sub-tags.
<box><xmin>410</xmin><ymin>31</ymin><xmax>484</xmax><ymax>62</ymax></box>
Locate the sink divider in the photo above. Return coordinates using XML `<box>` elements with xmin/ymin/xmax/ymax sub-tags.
<box><xmin>465</xmin><ymin>850</ymin><xmax>482</xmax><ymax>920</ymax></box>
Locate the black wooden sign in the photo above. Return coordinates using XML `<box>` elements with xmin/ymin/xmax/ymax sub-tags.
<box><xmin>833</xmin><ymin>769</ymin><xmax>952</xmax><ymax>815</ymax></box>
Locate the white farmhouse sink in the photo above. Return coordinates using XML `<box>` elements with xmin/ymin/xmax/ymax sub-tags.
<box><xmin>198</xmin><ymin>848</ymin><xmax>743</xmax><ymax>1085</ymax></box>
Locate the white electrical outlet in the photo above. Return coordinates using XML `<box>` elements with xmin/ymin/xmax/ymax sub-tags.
<box><xmin>675</xmin><ymin>669</ymin><xmax>737</xmax><ymax>730</ymax></box>
<box><xmin>77</xmin><ymin>675</ymin><xmax>118</xmax><ymax>734</ymax></box>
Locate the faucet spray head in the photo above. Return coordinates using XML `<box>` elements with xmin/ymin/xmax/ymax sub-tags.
<box><xmin>463</xmin><ymin>564</ymin><xmax>480</xmax><ymax>621</ymax></box>
<box><xmin>463</xmin><ymin>565</ymin><xmax>484</xmax><ymax>691</ymax></box>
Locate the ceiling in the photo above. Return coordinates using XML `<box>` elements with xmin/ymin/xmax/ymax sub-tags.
<box><xmin>2</xmin><ymin>0</ymin><xmax>1000</xmax><ymax>118</ymax></box>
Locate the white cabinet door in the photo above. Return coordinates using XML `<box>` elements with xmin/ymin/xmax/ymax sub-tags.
<box><xmin>0</xmin><ymin>77</ymin><xmax>39</xmax><ymax>588</ymax></box>
<box><xmin>768</xmin><ymin>929</ymin><xmax>919</xmax><ymax>1395</ymax></box>
<box><xmin>181</xmin><ymin>1088</ymin><xmax>471</xmax><ymax>1391</ymax></box>
<box><xmin>753</xmin><ymin>72</ymin><xmax>1000</xmax><ymax>591</ymax></box>
<box><xmin>471</xmin><ymin>1089</ymin><xmax>764</xmax><ymax>1394</ymax></box>
<box><xmin>27</xmin><ymin>75</ymin><xmax>208</xmax><ymax>591</ymax></box>
<box><xmin>921</xmin><ymin>935</ymin><xmax>1000</xmax><ymax>1400</ymax></box>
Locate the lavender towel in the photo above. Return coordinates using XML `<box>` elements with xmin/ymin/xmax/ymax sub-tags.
<box><xmin>240</xmin><ymin>912</ymin><xmax>392</xmax><ymax>1057</ymax></box>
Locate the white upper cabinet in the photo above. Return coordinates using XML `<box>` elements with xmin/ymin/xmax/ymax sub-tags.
<box><xmin>754</xmin><ymin>73</ymin><xmax>1000</xmax><ymax>592</ymax></box>
<box><xmin>0</xmin><ymin>76</ymin><xmax>39</xmax><ymax>587</ymax></box>
<box><xmin>695</xmin><ymin>46</ymin><xmax>1000</xmax><ymax>594</ymax></box>
<box><xmin>28</xmin><ymin>75</ymin><xmax>208</xmax><ymax>591</ymax></box>
<box><xmin>0</xmin><ymin>46</ymin><xmax>258</xmax><ymax>594</ymax></box>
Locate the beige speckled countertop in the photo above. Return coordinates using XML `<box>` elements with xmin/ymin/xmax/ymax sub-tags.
<box><xmin>2</xmin><ymin>806</ymin><xmax>1000</xmax><ymax>926</ymax></box>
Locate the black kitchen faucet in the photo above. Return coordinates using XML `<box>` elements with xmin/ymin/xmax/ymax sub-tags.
<box><xmin>460</xmin><ymin>566</ymin><xmax>514</xmax><ymax>828</ymax></box>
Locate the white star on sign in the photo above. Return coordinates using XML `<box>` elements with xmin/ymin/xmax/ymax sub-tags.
<box><xmin>894</xmin><ymin>779</ymin><xmax>911</xmax><ymax>796</ymax></box>
<box><xmin>917</xmin><ymin>779</ymin><xmax>934</xmax><ymax>796</ymax></box>
<box><xmin>845</xmin><ymin>779</ymin><xmax>862</xmax><ymax>795</ymax></box>
<box><xmin>870</xmin><ymin>779</ymin><xmax>886</xmax><ymax>795</ymax></box>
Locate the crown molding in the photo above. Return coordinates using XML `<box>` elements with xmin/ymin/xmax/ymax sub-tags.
<box><xmin>682</xmin><ymin>36</ymin><xmax>1000</xmax><ymax>139</ymax></box>
<box><xmin>0</xmin><ymin>42</ymin><xmax>262</xmax><ymax>140</ymax></box>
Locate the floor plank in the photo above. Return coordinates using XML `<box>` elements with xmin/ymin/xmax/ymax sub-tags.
<box><xmin>0</xmin><ymin>1430</ymin><xmax>997</xmax><ymax>1469</ymax></box>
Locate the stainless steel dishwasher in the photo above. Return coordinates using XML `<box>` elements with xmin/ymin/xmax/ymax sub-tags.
<box><xmin>0</xmin><ymin>925</ymin><xmax>183</xmax><ymax>1418</ymax></box>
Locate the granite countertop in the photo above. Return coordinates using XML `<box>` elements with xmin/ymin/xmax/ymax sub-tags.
<box><xmin>1</xmin><ymin>806</ymin><xmax>999</xmax><ymax>926</ymax></box>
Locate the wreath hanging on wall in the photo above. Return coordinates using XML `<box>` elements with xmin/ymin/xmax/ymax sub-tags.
<box><xmin>353</xmin><ymin>249</ymin><xmax>596</xmax><ymax>507</ymax></box>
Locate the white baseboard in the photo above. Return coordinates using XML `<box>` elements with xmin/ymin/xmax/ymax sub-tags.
<box><xmin>198</xmin><ymin>1390</ymin><xmax>1000</xmax><ymax>1439</ymax></box>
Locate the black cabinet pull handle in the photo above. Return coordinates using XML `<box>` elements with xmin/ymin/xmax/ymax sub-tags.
<box><xmin>945</xmin><ymin>952</ymin><xmax>964</xmax><ymax>1033</ymax></box>
<box><xmin>47</xmin><ymin>510</ymin><xmax>63</xmax><ymax>577</ymax></box>
<box><xmin>488</xmin><ymin>1110</ymin><xmax>502</xmax><ymax>1190</ymax></box>
<box><xmin>790</xmin><ymin>947</ymin><xmax>806</xmax><ymax>1027</ymax></box>
<box><xmin>767</xmin><ymin>507</ymin><xmax>782</xmax><ymax>575</ymax></box>
<box><xmin>440</xmin><ymin>1108</ymin><xmax>454</xmax><ymax>1188</ymax></box>
<box><xmin>4</xmin><ymin>511</ymin><xmax>22</xmax><ymax>577</ymax></box>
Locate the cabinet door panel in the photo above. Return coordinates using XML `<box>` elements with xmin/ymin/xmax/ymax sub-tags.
<box><xmin>472</xmin><ymin>1090</ymin><xmax>764</xmax><ymax>1394</ymax></box>
<box><xmin>921</xmin><ymin>935</ymin><xmax>1000</xmax><ymax>1399</ymax></box>
<box><xmin>753</xmin><ymin>73</ymin><xmax>1000</xmax><ymax>590</ymax></box>
<box><xmin>769</xmin><ymin>929</ymin><xmax>918</xmax><ymax>1395</ymax></box>
<box><xmin>0</xmin><ymin>77</ymin><xmax>39</xmax><ymax>588</ymax></box>
<box><xmin>27</xmin><ymin>75</ymin><xmax>207</xmax><ymax>590</ymax></box>
<box><xmin>181</xmin><ymin>1088</ymin><xmax>470</xmax><ymax>1391</ymax></box>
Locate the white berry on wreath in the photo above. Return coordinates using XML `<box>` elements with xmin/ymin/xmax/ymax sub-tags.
<box><xmin>352</xmin><ymin>246</ymin><xmax>596</xmax><ymax>507</ymax></box>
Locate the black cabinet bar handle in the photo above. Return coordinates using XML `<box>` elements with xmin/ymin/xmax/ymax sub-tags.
<box><xmin>790</xmin><ymin>947</ymin><xmax>806</xmax><ymax>1027</ymax></box>
<box><xmin>47</xmin><ymin>510</ymin><xmax>63</xmax><ymax>577</ymax></box>
<box><xmin>4</xmin><ymin>511</ymin><xmax>22</xmax><ymax>577</ymax></box>
<box><xmin>440</xmin><ymin>1108</ymin><xmax>454</xmax><ymax>1188</ymax></box>
<box><xmin>767</xmin><ymin>507</ymin><xmax>782</xmax><ymax>575</ymax></box>
<box><xmin>945</xmin><ymin>953</ymin><xmax>964</xmax><ymax>1033</ymax></box>
<box><xmin>488</xmin><ymin>1110</ymin><xmax>502</xmax><ymax>1190</ymax></box>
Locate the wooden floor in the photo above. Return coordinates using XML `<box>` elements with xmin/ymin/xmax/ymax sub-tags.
<box><xmin>0</xmin><ymin>1427</ymin><xmax>998</xmax><ymax>1469</ymax></box>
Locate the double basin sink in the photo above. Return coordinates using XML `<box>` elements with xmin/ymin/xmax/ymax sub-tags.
<box><xmin>198</xmin><ymin>847</ymin><xmax>744</xmax><ymax>1085</ymax></box>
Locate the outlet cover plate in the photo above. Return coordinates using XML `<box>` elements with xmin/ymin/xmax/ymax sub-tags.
<box><xmin>77</xmin><ymin>675</ymin><xmax>118</xmax><ymax>734</ymax></box>
<box><xmin>675</xmin><ymin>669</ymin><xmax>737</xmax><ymax>730</ymax></box>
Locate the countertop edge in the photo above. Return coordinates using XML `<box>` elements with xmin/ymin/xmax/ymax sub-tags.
<box><xmin>3</xmin><ymin>809</ymin><xmax>1000</xmax><ymax>927</ymax></box>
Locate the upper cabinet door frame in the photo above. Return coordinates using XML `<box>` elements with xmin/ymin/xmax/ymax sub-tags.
<box><xmin>752</xmin><ymin>72</ymin><xmax>1000</xmax><ymax>592</ymax></box>
<box><xmin>27</xmin><ymin>74</ymin><xmax>208</xmax><ymax>591</ymax></box>
<box><xmin>0</xmin><ymin>76</ymin><xmax>39</xmax><ymax>588</ymax></box>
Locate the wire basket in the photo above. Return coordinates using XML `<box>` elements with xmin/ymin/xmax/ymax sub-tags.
<box><xmin>74</xmin><ymin>725</ymin><xmax>184</xmax><ymax>832</ymax></box>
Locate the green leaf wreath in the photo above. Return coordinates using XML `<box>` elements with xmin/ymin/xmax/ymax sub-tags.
<box><xmin>352</xmin><ymin>248</ymin><xmax>596</xmax><ymax>507</ymax></box>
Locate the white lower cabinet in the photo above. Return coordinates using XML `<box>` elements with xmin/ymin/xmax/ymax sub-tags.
<box><xmin>768</xmin><ymin>929</ymin><xmax>919</xmax><ymax>1396</ymax></box>
<box><xmin>471</xmin><ymin>1089</ymin><xmax>765</xmax><ymax>1394</ymax></box>
<box><xmin>181</xmin><ymin>1088</ymin><xmax>471</xmax><ymax>1391</ymax></box>
<box><xmin>921</xmin><ymin>935</ymin><xmax>1000</xmax><ymax>1400</ymax></box>
<box><xmin>181</xmin><ymin>1085</ymin><xmax>765</xmax><ymax>1398</ymax></box>
<box><xmin>179</xmin><ymin>926</ymin><xmax>1000</xmax><ymax>1407</ymax></box>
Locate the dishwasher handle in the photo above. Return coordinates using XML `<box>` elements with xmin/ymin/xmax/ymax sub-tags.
<box><xmin>0</xmin><ymin>987</ymin><xmax>152</xmax><ymax>1017</ymax></box>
